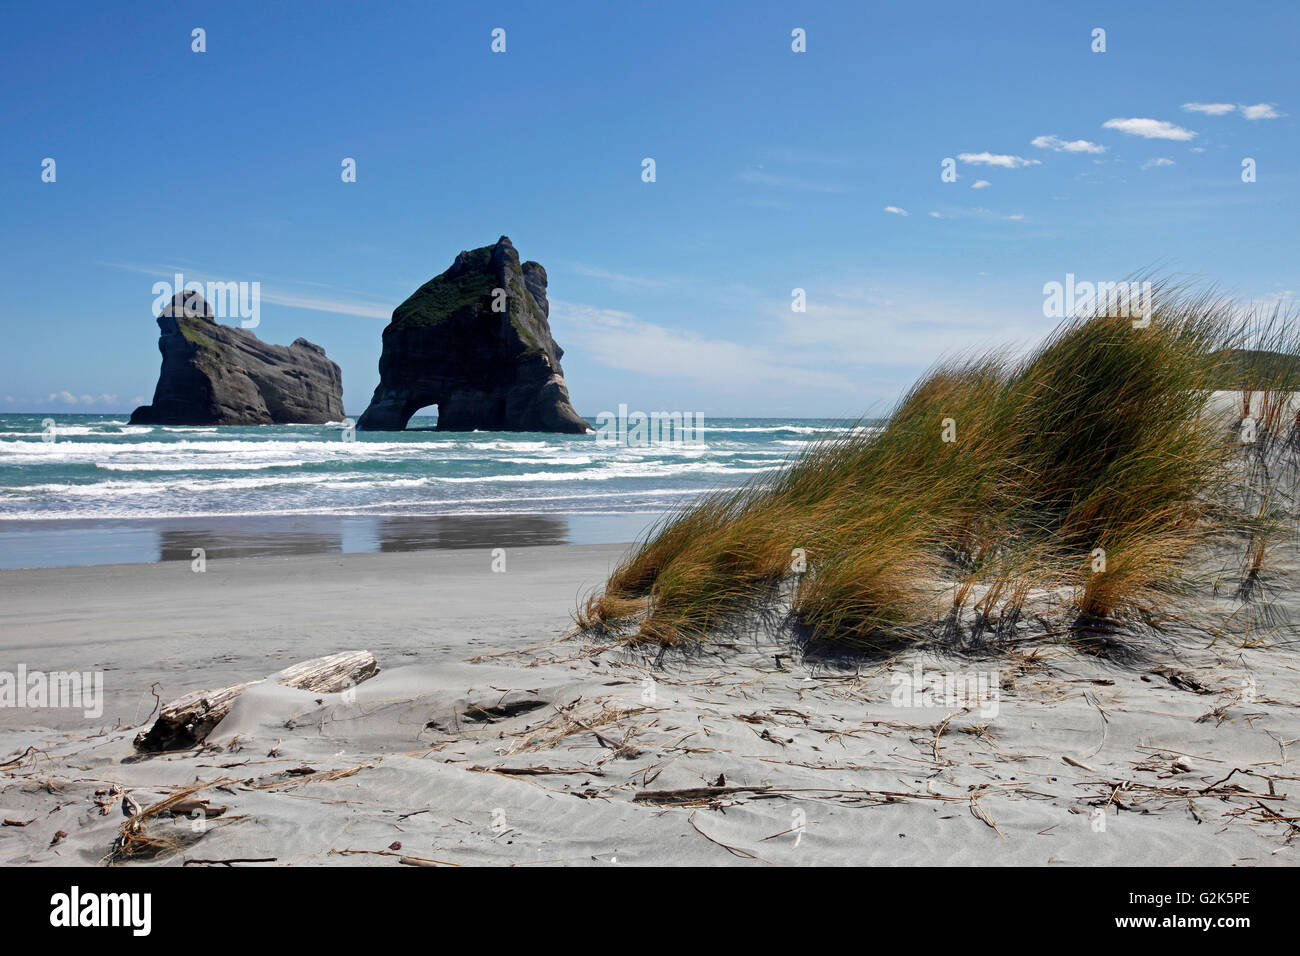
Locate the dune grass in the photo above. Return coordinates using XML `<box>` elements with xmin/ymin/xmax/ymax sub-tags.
<box><xmin>578</xmin><ymin>283</ymin><xmax>1300</xmax><ymax>651</ymax></box>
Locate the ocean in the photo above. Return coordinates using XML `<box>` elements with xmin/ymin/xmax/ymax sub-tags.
<box><xmin>0</xmin><ymin>413</ymin><xmax>864</xmax><ymax>569</ymax></box>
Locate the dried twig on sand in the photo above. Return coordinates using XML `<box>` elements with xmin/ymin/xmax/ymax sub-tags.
<box><xmin>106</xmin><ymin>777</ymin><xmax>237</xmax><ymax>863</ymax></box>
<box><xmin>506</xmin><ymin>700</ymin><xmax>648</xmax><ymax>756</ymax></box>
<box><xmin>0</xmin><ymin>746</ymin><xmax>40</xmax><ymax>770</ymax></box>
<box><xmin>688</xmin><ymin>811</ymin><xmax>771</xmax><ymax>863</ymax></box>
<box><xmin>330</xmin><ymin>847</ymin><xmax>459</xmax><ymax>866</ymax></box>
<box><xmin>635</xmin><ymin>784</ymin><xmax>772</xmax><ymax>807</ymax></box>
<box><xmin>182</xmin><ymin>857</ymin><xmax>276</xmax><ymax>867</ymax></box>
<box><xmin>244</xmin><ymin>763</ymin><xmax>372</xmax><ymax>790</ymax></box>
<box><xmin>469</xmin><ymin>765</ymin><xmax>604</xmax><ymax>777</ymax></box>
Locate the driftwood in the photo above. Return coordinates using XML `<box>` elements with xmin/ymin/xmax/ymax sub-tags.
<box><xmin>132</xmin><ymin>681</ymin><xmax>259</xmax><ymax>753</ymax></box>
<box><xmin>133</xmin><ymin>651</ymin><xmax>378</xmax><ymax>752</ymax></box>
<box><xmin>633</xmin><ymin>785</ymin><xmax>772</xmax><ymax>805</ymax></box>
<box><xmin>183</xmin><ymin>857</ymin><xmax>277</xmax><ymax>867</ymax></box>
<box><xmin>276</xmin><ymin>652</ymin><xmax>379</xmax><ymax>693</ymax></box>
<box><xmin>468</xmin><ymin>765</ymin><xmax>605</xmax><ymax>777</ymax></box>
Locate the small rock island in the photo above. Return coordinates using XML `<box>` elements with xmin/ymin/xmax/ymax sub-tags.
<box><xmin>129</xmin><ymin>292</ymin><xmax>344</xmax><ymax>426</ymax></box>
<box><xmin>356</xmin><ymin>236</ymin><xmax>588</xmax><ymax>432</ymax></box>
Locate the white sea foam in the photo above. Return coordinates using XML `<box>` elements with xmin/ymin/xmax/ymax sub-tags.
<box><xmin>2</xmin><ymin>459</ymin><xmax>765</xmax><ymax>501</ymax></box>
<box><xmin>95</xmin><ymin>460</ymin><xmax>310</xmax><ymax>472</ymax></box>
<box><xmin>0</xmin><ymin>417</ymin><xmax>828</xmax><ymax>522</ymax></box>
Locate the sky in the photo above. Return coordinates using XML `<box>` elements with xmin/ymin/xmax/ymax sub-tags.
<box><xmin>1</xmin><ymin>0</ymin><xmax>1296</xmax><ymax>419</ymax></box>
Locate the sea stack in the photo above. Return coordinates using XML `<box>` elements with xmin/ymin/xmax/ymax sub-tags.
<box><xmin>129</xmin><ymin>292</ymin><xmax>344</xmax><ymax>426</ymax></box>
<box><xmin>356</xmin><ymin>236</ymin><xmax>588</xmax><ymax>432</ymax></box>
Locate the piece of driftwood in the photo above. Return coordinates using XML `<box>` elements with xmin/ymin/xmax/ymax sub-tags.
<box><xmin>469</xmin><ymin>765</ymin><xmax>606</xmax><ymax>777</ymax></box>
<box><xmin>133</xmin><ymin>651</ymin><xmax>378</xmax><ymax>752</ymax></box>
<box><xmin>183</xmin><ymin>857</ymin><xmax>277</xmax><ymax>866</ymax></box>
<box><xmin>132</xmin><ymin>680</ymin><xmax>261</xmax><ymax>753</ymax></box>
<box><xmin>633</xmin><ymin>785</ymin><xmax>772</xmax><ymax>805</ymax></box>
<box><xmin>276</xmin><ymin>651</ymin><xmax>379</xmax><ymax>694</ymax></box>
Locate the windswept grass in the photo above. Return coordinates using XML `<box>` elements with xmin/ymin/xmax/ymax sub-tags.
<box><xmin>578</xmin><ymin>282</ymin><xmax>1300</xmax><ymax>651</ymax></box>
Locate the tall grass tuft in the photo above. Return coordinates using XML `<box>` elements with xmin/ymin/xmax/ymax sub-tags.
<box><xmin>579</xmin><ymin>283</ymin><xmax>1300</xmax><ymax>650</ymax></box>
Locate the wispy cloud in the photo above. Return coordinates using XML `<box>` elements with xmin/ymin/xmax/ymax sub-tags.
<box><xmin>102</xmin><ymin>260</ymin><xmax>392</xmax><ymax>319</ymax></box>
<box><xmin>569</xmin><ymin>264</ymin><xmax>664</xmax><ymax>288</ymax></box>
<box><xmin>553</xmin><ymin>276</ymin><xmax>1070</xmax><ymax>412</ymax></box>
<box><xmin>921</xmin><ymin>206</ymin><xmax>1024</xmax><ymax>223</ymax></box>
<box><xmin>1181</xmin><ymin>102</ymin><xmax>1237</xmax><ymax>116</ymax></box>
<box><xmin>257</xmin><ymin>289</ymin><xmax>391</xmax><ymax>319</ymax></box>
<box><xmin>1241</xmin><ymin>102</ymin><xmax>1283</xmax><ymax>120</ymax></box>
<box><xmin>1182</xmin><ymin>101</ymin><xmax>1284</xmax><ymax>120</ymax></box>
<box><xmin>551</xmin><ymin>300</ymin><xmax>858</xmax><ymax>392</ymax></box>
<box><xmin>1141</xmin><ymin>157</ymin><xmax>1175</xmax><ymax>170</ymax></box>
<box><xmin>1031</xmin><ymin>135</ymin><xmax>1106</xmax><ymax>154</ymax></box>
<box><xmin>957</xmin><ymin>152</ymin><xmax>1041</xmax><ymax>168</ymax></box>
<box><xmin>737</xmin><ymin>169</ymin><xmax>846</xmax><ymax>193</ymax></box>
<box><xmin>883</xmin><ymin>205</ymin><xmax>909</xmax><ymax>216</ymax></box>
<box><xmin>971</xmin><ymin>179</ymin><xmax>991</xmax><ymax>189</ymax></box>
<box><xmin>765</xmin><ymin>285</ymin><xmax>1043</xmax><ymax>373</ymax></box>
<box><xmin>46</xmin><ymin>391</ymin><xmax>117</xmax><ymax>406</ymax></box>
<box><xmin>1102</xmin><ymin>117</ymin><xmax>1197</xmax><ymax>141</ymax></box>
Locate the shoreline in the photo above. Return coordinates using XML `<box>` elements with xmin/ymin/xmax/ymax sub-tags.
<box><xmin>0</xmin><ymin>512</ymin><xmax>655</xmax><ymax>571</ymax></box>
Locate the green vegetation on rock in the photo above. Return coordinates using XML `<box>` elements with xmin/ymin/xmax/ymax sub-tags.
<box><xmin>391</xmin><ymin>248</ymin><xmax>497</xmax><ymax>329</ymax></box>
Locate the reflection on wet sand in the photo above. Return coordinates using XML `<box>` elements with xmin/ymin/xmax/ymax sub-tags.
<box><xmin>376</xmin><ymin>514</ymin><xmax>569</xmax><ymax>552</ymax></box>
<box><xmin>0</xmin><ymin>512</ymin><xmax>644</xmax><ymax>570</ymax></box>
<box><xmin>153</xmin><ymin>514</ymin><xmax>570</xmax><ymax>562</ymax></box>
<box><xmin>158</xmin><ymin>518</ymin><xmax>344</xmax><ymax>562</ymax></box>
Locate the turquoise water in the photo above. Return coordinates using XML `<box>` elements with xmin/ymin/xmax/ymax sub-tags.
<box><xmin>0</xmin><ymin>413</ymin><xmax>866</xmax><ymax>568</ymax></box>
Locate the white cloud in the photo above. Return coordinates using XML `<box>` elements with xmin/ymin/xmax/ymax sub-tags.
<box><xmin>552</xmin><ymin>276</ymin><xmax>1087</xmax><ymax>412</ymax></box>
<box><xmin>1102</xmin><ymin>117</ymin><xmax>1197</xmax><ymax>141</ymax></box>
<box><xmin>766</xmin><ymin>286</ymin><xmax>1042</xmax><ymax>373</ymax></box>
<box><xmin>883</xmin><ymin>206</ymin><xmax>909</xmax><ymax>216</ymax></box>
<box><xmin>971</xmin><ymin>180</ymin><xmax>991</xmax><ymax>189</ymax></box>
<box><xmin>1005</xmin><ymin>213</ymin><xmax>1025</xmax><ymax>221</ymax></box>
<box><xmin>45</xmin><ymin>392</ymin><xmax>118</xmax><ymax>406</ymax></box>
<box><xmin>919</xmin><ymin>206</ymin><xmax>1022</xmax><ymax>223</ymax></box>
<box><xmin>957</xmin><ymin>152</ymin><xmax>1041</xmax><ymax>168</ymax></box>
<box><xmin>257</xmin><ymin>289</ymin><xmax>391</xmax><ymax>319</ymax></box>
<box><xmin>1181</xmin><ymin>102</ymin><xmax>1283</xmax><ymax>120</ymax></box>
<box><xmin>1031</xmin><ymin>135</ymin><xmax>1106</xmax><ymax>154</ymax></box>
<box><xmin>1241</xmin><ymin>103</ymin><xmax>1283</xmax><ymax>120</ymax></box>
<box><xmin>551</xmin><ymin>301</ymin><xmax>858</xmax><ymax>393</ymax></box>
<box><xmin>1141</xmin><ymin>157</ymin><xmax>1175</xmax><ymax>170</ymax></box>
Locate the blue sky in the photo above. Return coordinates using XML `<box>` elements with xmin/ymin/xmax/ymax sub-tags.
<box><xmin>1</xmin><ymin>0</ymin><xmax>1296</xmax><ymax>419</ymax></box>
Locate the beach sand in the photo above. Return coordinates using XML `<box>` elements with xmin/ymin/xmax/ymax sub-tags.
<box><xmin>2</xmin><ymin>543</ymin><xmax>1297</xmax><ymax>866</ymax></box>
